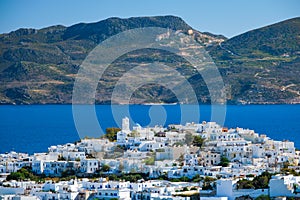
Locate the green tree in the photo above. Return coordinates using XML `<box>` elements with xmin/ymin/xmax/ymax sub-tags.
<box><xmin>191</xmin><ymin>174</ymin><xmax>203</xmax><ymax>182</ymax></box>
<box><xmin>144</xmin><ymin>157</ymin><xmax>155</xmax><ymax>165</ymax></box>
<box><xmin>102</xmin><ymin>164</ymin><xmax>111</xmax><ymax>172</ymax></box>
<box><xmin>6</xmin><ymin>167</ymin><xmax>39</xmax><ymax>182</ymax></box>
<box><xmin>218</xmin><ymin>156</ymin><xmax>230</xmax><ymax>167</ymax></box>
<box><xmin>193</xmin><ymin>135</ymin><xmax>205</xmax><ymax>148</ymax></box>
<box><xmin>202</xmin><ymin>176</ymin><xmax>216</xmax><ymax>190</ymax></box>
<box><xmin>180</xmin><ymin>176</ymin><xmax>189</xmax><ymax>182</ymax></box>
<box><xmin>252</xmin><ymin>171</ymin><xmax>272</xmax><ymax>189</ymax></box>
<box><xmin>177</xmin><ymin>154</ymin><xmax>185</xmax><ymax>166</ymax></box>
<box><xmin>237</xmin><ymin>179</ymin><xmax>255</xmax><ymax>189</ymax></box>
<box><xmin>61</xmin><ymin>169</ymin><xmax>76</xmax><ymax>177</ymax></box>
<box><xmin>105</xmin><ymin>127</ymin><xmax>121</xmax><ymax>142</ymax></box>
<box><xmin>185</xmin><ymin>132</ymin><xmax>194</xmax><ymax>146</ymax></box>
<box><xmin>237</xmin><ymin>171</ymin><xmax>272</xmax><ymax>190</ymax></box>
<box><xmin>129</xmin><ymin>130</ymin><xmax>140</xmax><ymax>137</ymax></box>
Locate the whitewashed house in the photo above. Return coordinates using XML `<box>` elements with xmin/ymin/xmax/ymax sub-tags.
<box><xmin>95</xmin><ymin>188</ymin><xmax>131</xmax><ymax>200</ymax></box>
<box><xmin>80</xmin><ymin>159</ymin><xmax>99</xmax><ymax>174</ymax></box>
<box><xmin>269</xmin><ymin>175</ymin><xmax>300</xmax><ymax>197</ymax></box>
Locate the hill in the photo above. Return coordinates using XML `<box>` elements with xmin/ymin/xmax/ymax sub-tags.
<box><xmin>0</xmin><ymin>16</ymin><xmax>299</xmax><ymax>104</ymax></box>
<box><xmin>209</xmin><ymin>17</ymin><xmax>300</xmax><ymax>104</ymax></box>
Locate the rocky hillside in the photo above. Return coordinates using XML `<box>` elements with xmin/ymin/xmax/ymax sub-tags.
<box><xmin>209</xmin><ymin>17</ymin><xmax>300</xmax><ymax>104</ymax></box>
<box><xmin>0</xmin><ymin>16</ymin><xmax>299</xmax><ymax>104</ymax></box>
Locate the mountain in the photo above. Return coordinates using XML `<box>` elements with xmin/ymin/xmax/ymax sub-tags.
<box><xmin>0</xmin><ymin>16</ymin><xmax>299</xmax><ymax>104</ymax></box>
<box><xmin>209</xmin><ymin>17</ymin><xmax>300</xmax><ymax>104</ymax></box>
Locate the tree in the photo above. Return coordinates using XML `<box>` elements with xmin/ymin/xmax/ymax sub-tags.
<box><xmin>6</xmin><ymin>167</ymin><xmax>39</xmax><ymax>182</ymax></box>
<box><xmin>237</xmin><ymin>179</ymin><xmax>255</xmax><ymax>189</ymax></box>
<box><xmin>144</xmin><ymin>157</ymin><xmax>155</xmax><ymax>165</ymax></box>
<box><xmin>185</xmin><ymin>132</ymin><xmax>194</xmax><ymax>146</ymax></box>
<box><xmin>191</xmin><ymin>174</ymin><xmax>202</xmax><ymax>182</ymax></box>
<box><xmin>129</xmin><ymin>130</ymin><xmax>140</xmax><ymax>137</ymax></box>
<box><xmin>218</xmin><ymin>156</ymin><xmax>230</xmax><ymax>167</ymax></box>
<box><xmin>61</xmin><ymin>169</ymin><xmax>76</xmax><ymax>177</ymax></box>
<box><xmin>118</xmin><ymin>163</ymin><xmax>124</xmax><ymax>172</ymax></box>
<box><xmin>108</xmin><ymin>174</ymin><xmax>119</xmax><ymax>181</ymax></box>
<box><xmin>237</xmin><ymin>171</ymin><xmax>272</xmax><ymax>190</ymax></box>
<box><xmin>193</xmin><ymin>135</ymin><xmax>205</xmax><ymax>148</ymax></box>
<box><xmin>105</xmin><ymin>127</ymin><xmax>121</xmax><ymax>142</ymax></box>
<box><xmin>102</xmin><ymin>164</ymin><xmax>111</xmax><ymax>172</ymax></box>
<box><xmin>202</xmin><ymin>176</ymin><xmax>216</xmax><ymax>190</ymax></box>
<box><xmin>58</xmin><ymin>155</ymin><xmax>66</xmax><ymax>161</ymax></box>
<box><xmin>180</xmin><ymin>176</ymin><xmax>189</xmax><ymax>182</ymax></box>
<box><xmin>252</xmin><ymin>171</ymin><xmax>272</xmax><ymax>189</ymax></box>
<box><xmin>177</xmin><ymin>154</ymin><xmax>185</xmax><ymax>166</ymax></box>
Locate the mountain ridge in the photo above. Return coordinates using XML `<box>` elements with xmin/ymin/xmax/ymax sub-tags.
<box><xmin>0</xmin><ymin>15</ymin><xmax>299</xmax><ymax>104</ymax></box>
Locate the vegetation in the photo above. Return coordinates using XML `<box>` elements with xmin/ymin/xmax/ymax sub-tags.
<box><xmin>192</xmin><ymin>135</ymin><xmax>205</xmax><ymax>148</ymax></box>
<box><xmin>61</xmin><ymin>169</ymin><xmax>76</xmax><ymax>178</ymax></box>
<box><xmin>1</xmin><ymin>16</ymin><xmax>300</xmax><ymax>105</ymax></box>
<box><xmin>237</xmin><ymin>171</ymin><xmax>272</xmax><ymax>189</ymax></box>
<box><xmin>255</xmin><ymin>195</ymin><xmax>270</xmax><ymax>200</ymax></box>
<box><xmin>129</xmin><ymin>130</ymin><xmax>140</xmax><ymax>137</ymax></box>
<box><xmin>109</xmin><ymin>173</ymin><xmax>146</xmax><ymax>182</ymax></box>
<box><xmin>144</xmin><ymin>156</ymin><xmax>155</xmax><ymax>165</ymax></box>
<box><xmin>235</xmin><ymin>195</ymin><xmax>253</xmax><ymax>200</ymax></box>
<box><xmin>202</xmin><ymin>176</ymin><xmax>216</xmax><ymax>190</ymax></box>
<box><xmin>185</xmin><ymin>132</ymin><xmax>194</xmax><ymax>146</ymax></box>
<box><xmin>280</xmin><ymin>167</ymin><xmax>300</xmax><ymax>176</ymax></box>
<box><xmin>237</xmin><ymin>179</ymin><xmax>255</xmax><ymax>189</ymax></box>
<box><xmin>101</xmin><ymin>164</ymin><xmax>111</xmax><ymax>172</ymax></box>
<box><xmin>105</xmin><ymin>127</ymin><xmax>121</xmax><ymax>142</ymax></box>
<box><xmin>6</xmin><ymin>167</ymin><xmax>42</xmax><ymax>182</ymax></box>
<box><xmin>191</xmin><ymin>174</ymin><xmax>202</xmax><ymax>182</ymax></box>
<box><xmin>218</xmin><ymin>156</ymin><xmax>230</xmax><ymax>167</ymax></box>
<box><xmin>57</xmin><ymin>155</ymin><xmax>66</xmax><ymax>161</ymax></box>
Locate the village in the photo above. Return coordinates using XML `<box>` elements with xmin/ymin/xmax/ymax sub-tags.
<box><xmin>1</xmin><ymin>117</ymin><xmax>300</xmax><ymax>200</ymax></box>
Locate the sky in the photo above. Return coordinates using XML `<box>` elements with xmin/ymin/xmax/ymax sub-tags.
<box><xmin>0</xmin><ymin>0</ymin><xmax>299</xmax><ymax>38</ymax></box>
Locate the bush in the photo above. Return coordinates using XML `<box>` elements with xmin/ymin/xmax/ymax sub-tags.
<box><xmin>6</xmin><ymin>167</ymin><xmax>40</xmax><ymax>181</ymax></box>
<box><xmin>105</xmin><ymin>127</ymin><xmax>121</xmax><ymax>142</ymax></box>
<box><xmin>237</xmin><ymin>171</ymin><xmax>272</xmax><ymax>190</ymax></box>
<box><xmin>193</xmin><ymin>135</ymin><xmax>205</xmax><ymax>148</ymax></box>
<box><xmin>191</xmin><ymin>174</ymin><xmax>202</xmax><ymax>182</ymax></box>
<box><xmin>255</xmin><ymin>195</ymin><xmax>270</xmax><ymax>200</ymax></box>
<box><xmin>144</xmin><ymin>157</ymin><xmax>155</xmax><ymax>165</ymax></box>
<box><xmin>61</xmin><ymin>169</ymin><xmax>76</xmax><ymax>178</ymax></box>
<box><xmin>237</xmin><ymin>179</ymin><xmax>255</xmax><ymax>189</ymax></box>
<box><xmin>101</xmin><ymin>164</ymin><xmax>110</xmax><ymax>172</ymax></box>
<box><xmin>218</xmin><ymin>156</ymin><xmax>230</xmax><ymax>167</ymax></box>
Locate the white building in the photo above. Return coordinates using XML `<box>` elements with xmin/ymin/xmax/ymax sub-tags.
<box><xmin>95</xmin><ymin>188</ymin><xmax>131</xmax><ymax>200</ymax></box>
<box><xmin>216</xmin><ymin>179</ymin><xmax>268</xmax><ymax>200</ymax></box>
<box><xmin>80</xmin><ymin>159</ymin><xmax>99</xmax><ymax>174</ymax></box>
<box><xmin>269</xmin><ymin>175</ymin><xmax>300</xmax><ymax>197</ymax></box>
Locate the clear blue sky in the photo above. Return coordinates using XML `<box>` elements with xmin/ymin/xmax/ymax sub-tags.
<box><xmin>0</xmin><ymin>0</ymin><xmax>299</xmax><ymax>38</ymax></box>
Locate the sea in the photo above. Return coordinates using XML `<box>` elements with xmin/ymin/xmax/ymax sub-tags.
<box><xmin>0</xmin><ymin>104</ymin><xmax>299</xmax><ymax>154</ymax></box>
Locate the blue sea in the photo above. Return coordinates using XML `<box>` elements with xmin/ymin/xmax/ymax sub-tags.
<box><xmin>0</xmin><ymin>105</ymin><xmax>299</xmax><ymax>154</ymax></box>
